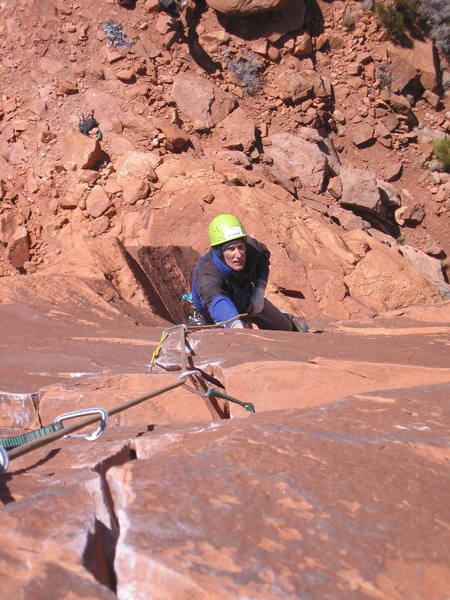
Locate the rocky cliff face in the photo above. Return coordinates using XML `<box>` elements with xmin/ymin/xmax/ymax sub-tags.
<box><xmin>1</xmin><ymin>0</ymin><xmax>450</xmax><ymax>597</ymax></box>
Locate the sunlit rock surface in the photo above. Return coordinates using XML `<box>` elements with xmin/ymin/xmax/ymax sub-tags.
<box><xmin>1</xmin><ymin>280</ymin><xmax>449</xmax><ymax>598</ymax></box>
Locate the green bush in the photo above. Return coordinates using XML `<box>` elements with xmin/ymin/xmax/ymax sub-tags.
<box><xmin>394</xmin><ymin>0</ymin><xmax>420</xmax><ymax>26</ymax></box>
<box><xmin>374</xmin><ymin>0</ymin><xmax>449</xmax><ymax>56</ymax></box>
<box><xmin>432</xmin><ymin>137</ymin><xmax>450</xmax><ymax>171</ymax></box>
<box><xmin>375</xmin><ymin>2</ymin><xmax>406</xmax><ymax>38</ymax></box>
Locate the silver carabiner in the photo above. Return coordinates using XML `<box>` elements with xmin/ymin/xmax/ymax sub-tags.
<box><xmin>54</xmin><ymin>407</ymin><xmax>109</xmax><ymax>441</ymax></box>
<box><xmin>0</xmin><ymin>446</ymin><xmax>9</xmax><ymax>473</ymax></box>
<box><xmin>178</xmin><ymin>369</ymin><xmax>201</xmax><ymax>381</ymax></box>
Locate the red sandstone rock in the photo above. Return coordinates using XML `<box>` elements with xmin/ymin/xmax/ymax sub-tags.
<box><xmin>386</xmin><ymin>39</ymin><xmax>438</xmax><ymax>92</ymax></box>
<box><xmin>86</xmin><ymin>186</ymin><xmax>112</xmax><ymax>218</ymax></box>
<box><xmin>108</xmin><ymin>387</ymin><xmax>450</xmax><ymax>599</ymax></box>
<box><xmin>62</xmin><ymin>127</ymin><xmax>104</xmax><ymax>170</ymax></box>
<box><xmin>220</xmin><ymin>107</ymin><xmax>256</xmax><ymax>150</ymax></box>
<box><xmin>340</xmin><ymin>168</ymin><xmax>382</xmax><ymax>214</ymax></box>
<box><xmin>171</xmin><ymin>73</ymin><xmax>236</xmax><ymax>129</ymax></box>
<box><xmin>265</xmin><ymin>133</ymin><xmax>328</xmax><ymax>191</ymax></box>
<box><xmin>0</xmin><ymin>212</ymin><xmax>16</xmax><ymax>245</ymax></box>
<box><xmin>205</xmin><ymin>0</ymin><xmax>288</xmax><ymax>15</ymax></box>
<box><xmin>7</xmin><ymin>226</ymin><xmax>30</xmax><ymax>268</ymax></box>
<box><xmin>344</xmin><ymin>244</ymin><xmax>440</xmax><ymax>311</ymax></box>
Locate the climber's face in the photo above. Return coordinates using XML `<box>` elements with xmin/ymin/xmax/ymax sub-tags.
<box><xmin>223</xmin><ymin>241</ymin><xmax>246</xmax><ymax>271</ymax></box>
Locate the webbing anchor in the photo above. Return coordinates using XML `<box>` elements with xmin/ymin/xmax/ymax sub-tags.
<box><xmin>0</xmin><ymin>446</ymin><xmax>9</xmax><ymax>474</ymax></box>
<box><xmin>206</xmin><ymin>387</ymin><xmax>255</xmax><ymax>414</ymax></box>
<box><xmin>54</xmin><ymin>407</ymin><xmax>109</xmax><ymax>441</ymax></box>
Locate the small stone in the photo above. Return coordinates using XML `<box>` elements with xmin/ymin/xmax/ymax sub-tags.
<box><xmin>7</xmin><ymin>226</ymin><xmax>30</xmax><ymax>268</ymax></box>
<box><xmin>86</xmin><ymin>186</ymin><xmax>112</xmax><ymax>218</ymax></box>
<box><xmin>384</xmin><ymin>162</ymin><xmax>402</xmax><ymax>182</ymax></box>
<box><xmin>116</xmin><ymin>70</ymin><xmax>135</xmax><ymax>83</ymax></box>
<box><xmin>267</xmin><ymin>46</ymin><xmax>280</xmax><ymax>61</ymax></box>
<box><xmin>89</xmin><ymin>215</ymin><xmax>110</xmax><ymax>236</ymax></box>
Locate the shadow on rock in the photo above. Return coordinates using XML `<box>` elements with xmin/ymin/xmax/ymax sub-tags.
<box><xmin>184</xmin><ymin>0</ymin><xmax>221</xmax><ymax>73</ymax></box>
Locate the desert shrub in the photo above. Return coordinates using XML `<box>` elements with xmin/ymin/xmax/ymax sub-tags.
<box><xmin>343</xmin><ymin>8</ymin><xmax>358</xmax><ymax>30</ymax></box>
<box><xmin>443</xmin><ymin>71</ymin><xmax>450</xmax><ymax>91</ymax></box>
<box><xmin>375</xmin><ymin>59</ymin><xmax>393</xmax><ymax>91</ymax></box>
<box><xmin>375</xmin><ymin>2</ymin><xmax>406</xmax><ymax>38</ymax></box>
<box><xmin>374</xmin><ymin>0</ymin><xmax>449</xmax><ymax>55</ymax></box>
<box><xmin>224</xmin><ymin>51</ymin><xmax>263</xmax><ymax>96</ymax></box>
<box><xmin>394</xmin><ymin>0</ymin><xmax>420</xmax><ymax>26</ymax></box>
<box><xmin>431</xmin><ymin>137</ymin><xmax>450</xmax><ymax>171</ymax></box>
<box><xmin>417</xmin><ymin>0</ymin><xmax>450</xmax><ymax>56</ymax></box>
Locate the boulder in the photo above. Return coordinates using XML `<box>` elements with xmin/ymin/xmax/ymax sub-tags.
<box><xmin>400</xmin><ymin>245</ymin><xmax>448</xmax><ymax>288</ymax></box>
<box><xmin>82</xmin><ymin>88</ymin><xmax>124</xmax><ymax>129</ymax></box>
<box><xmin>327</xmin><ymin>205</ymin><xmax>370</xmax><ymax>230</ymax></box>
<box><xmin>395</xmin><ymin>202</ymin><xmax>425</xmax><ymax>226</ymax></box>
<box><xmin>115</xmin><ymin>151</ymin><xmax>161</xmax><ymax>190</ymax></box>
<box><xmin>351</xmin><ymin>122</ymin><xmax>374</xmax><ymax>147</ymax></box>
<box><xmin>151</xmin><ymin>117</ymin><xmax>190</xmax><ymax>151</ymax></box>
<box><xmin>377</xmin><ymin>179</ymin><xmax>401</xmax><ymax>207</ymax></box>
<box><xmin>386</xmin><ymin>39</ymin><xmax>438</xmax><ymax>92</ymax></box>
<box><xmin>388</xmin><ymin>54</ymin><xmax>419</xmax><ymax>94</ymax></box>
<box><xmin>275</xmin><ymin>69</ymin><xmax>331</xmax><ymax>102</ymax></box>
<box><xmin>85</xmin><ymin>186</ymin><xmax>112</xmax><ymax>218</ymax></box>
<box><xmin>0</xmin><ymin>212</ymin><xmax>16</xmax><ymax>245</ymax></box>
<box><xmin>220</xmin><ymin>107</ymin><xmax>256</xmax><ymax>150</ymax></box>
<box><xmin>344</xmin><ymin>244</ymin><xmax>440</xmax><ymax>311</ymax></box>
<box><xmin>292</xmin><ymin>31</ymin><xmax>312</xmax><ymax>57</ymax></box>
<box><xmin>205</xmin><ymin>0</ymin><xmax>288</xmax><ymax>16</ymax></box>
<box><xmin>264</xmin><ymin>133</ymin><xmax>328</xmax><ymax>191</ymax></box>
<box><xmin>62</xmin><ymin>127</ymin><xmax>104</xmax><ymax>170</ymax></box>
<box><xmin>384</xmin><ymin>162</ymin><xmax>402</xmax><ymax>182</ymax></box>
<box><xmin>340</xmin><ymin>168</ymin><xmax>382</xmax><ymax>214</ymax></box>
<box><xmin>216</xmin><ymin>149</ymin><xmax>251</xmax><ymax>167</ymax></box>
<box><xmin>6</xmin><ymin>226</ymin><xmax>30</xmax><ymax>268</ymax></box>
<box><xmin>122</xmin><ymin>180</ymin><xmax>150</xmax><ymax>205</ymax></box>
<box><xmin>171</xmin><ymin>74</ymin><xmax>236</xmax><ymax>129</ymax></box>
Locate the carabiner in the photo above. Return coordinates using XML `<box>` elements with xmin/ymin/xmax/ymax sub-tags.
<box><xmin>0</xmin><ymin>446</ymin><xmax>9</xmax><ymax>473</ymax></box>
<box><xmin>54</xmin><ymin>407</ymin><xmax>109</xmax><ymax>441</ymax></box>
<box><xmin>178</xmin><ymin>369</ymin><xmax>201</xmax><ymax>381</ymax></box>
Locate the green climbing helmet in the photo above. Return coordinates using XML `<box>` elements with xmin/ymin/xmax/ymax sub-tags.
<box><xmin>208</xmin><ymin>214</ymin><xmax>247</xmax><ymax>247</ymax></box>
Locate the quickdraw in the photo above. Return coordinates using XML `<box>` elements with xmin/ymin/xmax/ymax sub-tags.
<box><xmin>1</xmin><ymin>317</ymin><xmax>255</xmax><ymax>474</ymax></box>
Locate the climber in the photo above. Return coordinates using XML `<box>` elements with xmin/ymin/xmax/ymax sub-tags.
<box><xmin>191</xmin><ymin>214</ymin><xmax>308</xmax><ymax>331</ymax></box>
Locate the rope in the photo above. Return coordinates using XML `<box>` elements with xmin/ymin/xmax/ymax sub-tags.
<box><xmin>1</xmin><ymin>316</ymin><xmax>254</xmax><ymax>472</ymax></box>
<box><xmin>5</xmin><ymin>379</ymin><xmax>186</xmax><ymax>463</ymax></box>
<box><xmin>0</xmin><ymin>422</ymin><xmax>64</xmax><ymax>449</ymax></box>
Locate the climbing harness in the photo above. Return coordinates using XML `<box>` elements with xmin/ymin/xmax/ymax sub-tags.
<box><xmin>0</xmin><ymin>316</ymin><xmax>254</xmax><ymax>474</ymax></box>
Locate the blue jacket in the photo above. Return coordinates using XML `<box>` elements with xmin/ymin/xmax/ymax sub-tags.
<box><xmin>192</xmin><ymin>237</ymin><xmax>270</xmax><ymax>326</ymax></box>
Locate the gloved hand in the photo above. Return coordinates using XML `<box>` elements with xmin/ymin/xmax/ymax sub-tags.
<box><xmin>247</xmin><ymin>284</ymin><xmax>265</xmax><ymax>315</ymax></box>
